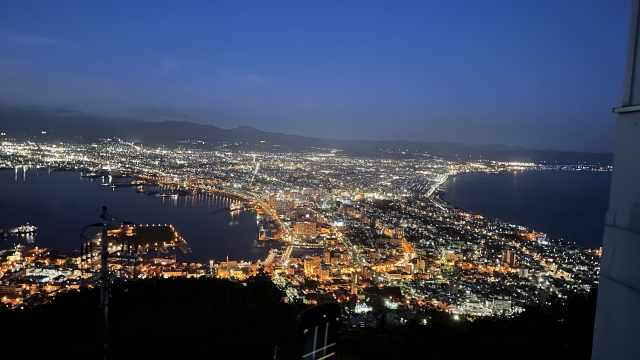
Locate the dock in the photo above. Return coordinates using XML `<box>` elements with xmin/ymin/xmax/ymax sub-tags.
<box><xmin>90</xmin><ymin>223</ymin><xmax>190</xmax><ymax>253</ymax></box>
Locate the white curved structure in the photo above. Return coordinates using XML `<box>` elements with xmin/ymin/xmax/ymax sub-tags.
<box><xmin>592</xmin><ymin>1</ymin><xmax>640</xmax><ymax>358</ymax></box>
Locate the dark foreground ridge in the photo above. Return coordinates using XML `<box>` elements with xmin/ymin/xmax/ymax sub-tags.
<box><xmin>0</xmin><ymin>110</ymin><xmax>613</xmax><ymax>165</ymax></box>
<box><xmin>340</xmin><ymin>290</ymin><xmax>597</xmax><ymax>360</ymax></box>
<box><xmin>0</xmin><ymin>273</ymin><xmax>597</xmax><ymax>360</ymax></box>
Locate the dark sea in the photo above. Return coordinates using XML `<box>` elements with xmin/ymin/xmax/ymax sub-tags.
<box><xmin>0</xmin><ymin>169</ymin><xmax>279</xmax><ymax>263</ymax></box>
<box><xmin>442</xmin><ymin>171</ymin><xmax>612</xmax><ymax>249</ymax></box>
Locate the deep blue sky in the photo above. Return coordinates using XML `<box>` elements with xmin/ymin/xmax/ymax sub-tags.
<box><xmin>0</xmin><ymin>1</ymin><xmax>630</xmax><ymax>151</ymax></box>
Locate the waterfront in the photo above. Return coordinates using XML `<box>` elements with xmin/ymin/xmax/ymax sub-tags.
<box><xmin>442</xmin><ymin>170</ymin><xmax>612</xmax><ymax>249</ymax></box>
<box><xmin>0</xmin><ymin>169</ymin><xmax>275</xmax><ymax>263</ymax></box>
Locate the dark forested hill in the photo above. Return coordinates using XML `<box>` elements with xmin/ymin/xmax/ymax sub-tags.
<box><xmin>0</xmin><ymin>274</ymin><xmax>597</xmax><ymax>360</ymax></box>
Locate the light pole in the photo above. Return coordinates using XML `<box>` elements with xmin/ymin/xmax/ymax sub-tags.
<box><xmin>79</xmin><ymin>206</ymin><xmax>137</xmax><ymax>360</ymax></box>
<box><xmin>99</xmin><ymin>206</ymin><xmax>110</xmax><ymax>360</ymax></box>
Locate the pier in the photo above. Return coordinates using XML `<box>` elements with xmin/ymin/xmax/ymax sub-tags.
<box><xmin>90</xmin><ymin>223</ymin><xmax>190</xmax><ymax>253</ymax></box>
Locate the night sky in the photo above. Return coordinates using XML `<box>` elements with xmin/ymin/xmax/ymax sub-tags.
<box><xmin>0</xmin><ymin>1</ymin><xmax>630</xmax><ymax>151</ymax></box>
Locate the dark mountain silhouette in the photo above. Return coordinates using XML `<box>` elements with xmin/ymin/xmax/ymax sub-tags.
<box><xmin>0</xmin><ymin>110</ymin><xmax>613</xmax><ymax>165</ymax></box>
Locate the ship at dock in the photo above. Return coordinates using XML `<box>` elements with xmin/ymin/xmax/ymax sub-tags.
<box><xmin>101</xmin><ymin>180</ymin><xmax>147</xmax><ymax>188</ymax></box>
<box><xmin>1</xmin><ymin>223</ymin><xmax>38</xmax><ymax>236</ymax></box>
<box><xmin>154</xmin><ymin>191</ymin><xmax>179</xmax><ymax>198</ymax></box>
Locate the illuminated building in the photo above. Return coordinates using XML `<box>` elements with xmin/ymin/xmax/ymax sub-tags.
<box><xmin>394</xmin><ymin>225</ymin><xmax>404</xmax><ymax>239</ymax></box>
<box><xmin>502</xmin><ymin>250</ymin><xmax>517</xmax><ymax>267</ymax></box>
<box><xmin>275</xmin><ymin>198</ymin><xmax>291</xmax><ymax>214</ymax></box>
<box><xmin>295</xmin><ymin>221</ymin><xmax>317</xmax><ymax>236</ymax></box>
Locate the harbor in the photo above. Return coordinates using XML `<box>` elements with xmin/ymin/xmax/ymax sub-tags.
<box><xmin>0</xmin><ymin>169</ymin><xmax>268</xmax><ymax>264</ymax></box>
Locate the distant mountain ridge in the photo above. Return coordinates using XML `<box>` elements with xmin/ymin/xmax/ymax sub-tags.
<box><xmin>0</xmin><ymin>110</ymin><xmax>613</xmax><ymax>165</ymax></box>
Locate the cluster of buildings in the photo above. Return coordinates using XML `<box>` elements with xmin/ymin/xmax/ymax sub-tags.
<box><xmin>0</xmin><ymin>246</ymin><xmax>84</xmax><ymax>307</ymax></box>
<box><xmin>0</xmin><ymin>138</ymin><xmax>601</xmax><ymax>321</ymax></box>
<box><xmin>0</xmin><ymin>237</ymin><xmax>264</xmax><ymax>308</ymax></box>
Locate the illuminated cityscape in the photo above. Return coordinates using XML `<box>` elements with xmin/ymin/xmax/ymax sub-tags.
<box><xmin>0</xmin><ymin>138</ymin><xmax>603</xmax><ymax>319</ymax></box>
<box><xmin>0</xmin><ymin>0</ymin><xmax>632</xmax><ymax>357</ymax></box>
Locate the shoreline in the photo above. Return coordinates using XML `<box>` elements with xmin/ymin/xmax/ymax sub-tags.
<box><xmin>436</xmin><ymin>171</ymin><xmax>605</xmax><ymax>250</ymax></box>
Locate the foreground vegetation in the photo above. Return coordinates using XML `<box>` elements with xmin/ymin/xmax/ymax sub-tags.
<box><xmin>0</xmin><ymin>273</ymin><xmax>597</xmax><ymax>360</ymax></box>
<box><xmin>339</xmin><ymin>291</ymin><xmax>597</xmax><ymax>360</ymax></box>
